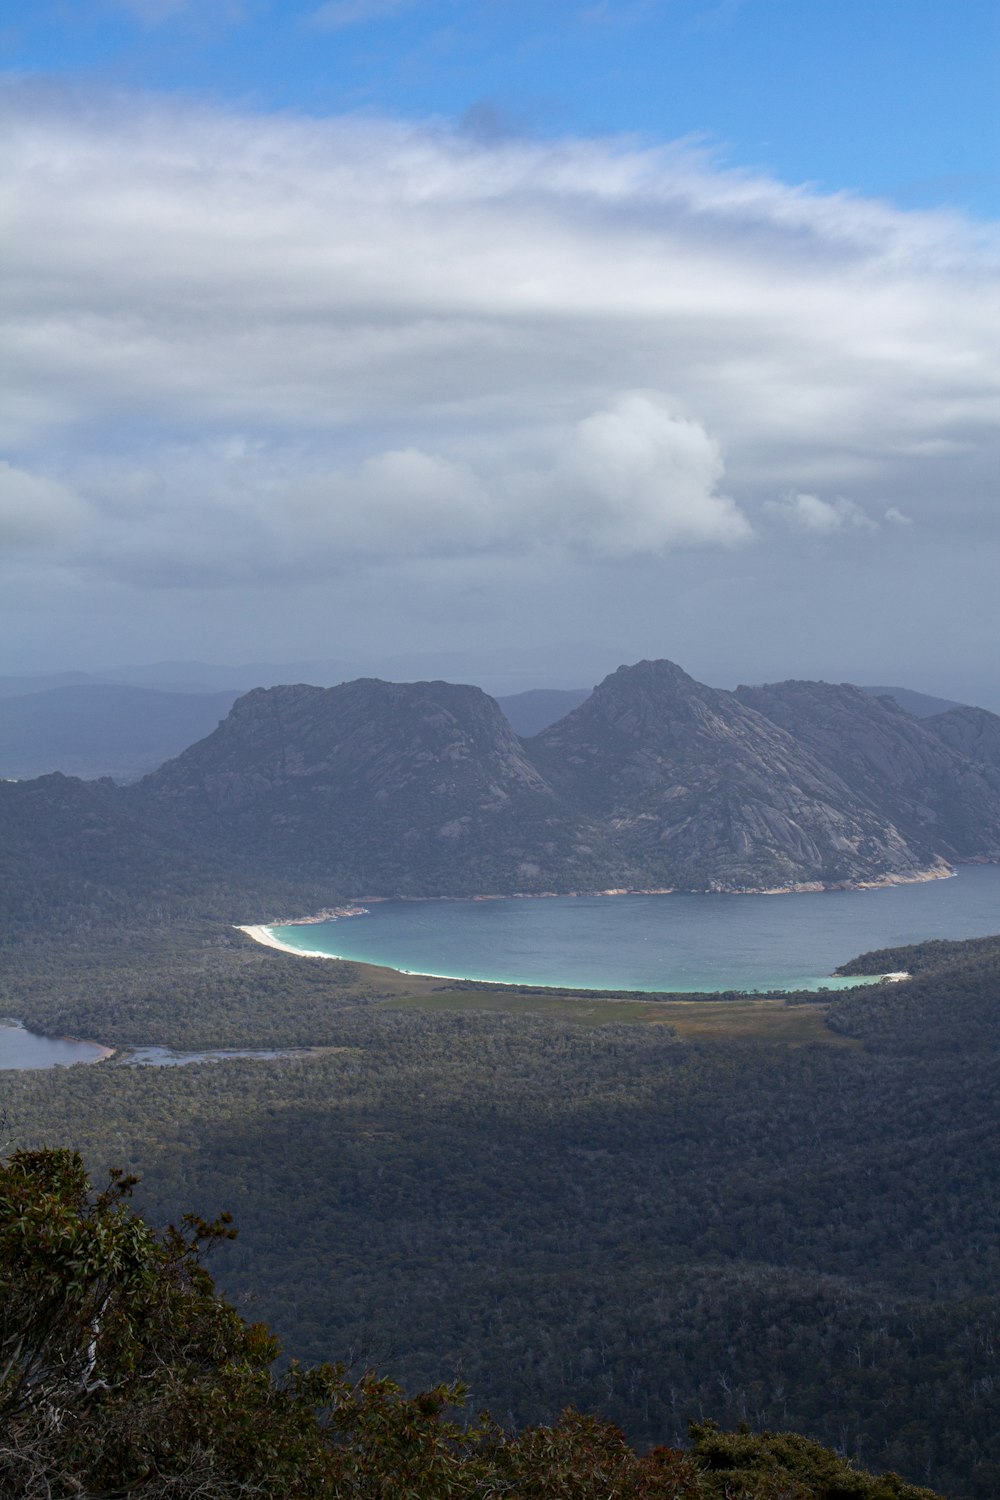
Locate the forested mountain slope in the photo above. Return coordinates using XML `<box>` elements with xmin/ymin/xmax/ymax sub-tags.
<box><xmin>0</xmin><ymin>1148</ymin><xmax>941</xmax><ymax>1500</ymax></box>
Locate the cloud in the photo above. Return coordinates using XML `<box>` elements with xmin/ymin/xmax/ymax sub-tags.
<box><xmin>884</xmin><ymin>506</ymin><xmax>914</xmax><ymax>526</ymax></box>
<box><xmin>62</xmin><ymin>394</ymin><xmax>746</xmax><ymax>585</ymax></box>
<box><xmin>315</xmin><ymin>395</ymin><xmax>754</xmax><ymax>562</ymax></box>
<box><xmin>0</xmin><ymin>462</ymin><xmax>90</xmax><ymax>549</ymax></box>
<box><xmin>1</xmin><ymin>84</ymin><xmax>997</xmax><ymax>594</ymax></box>
<box><xmin>288</xmin><ymin>447</ymin><xmax>497</xmax><ymax>557</ymax></box>
<box><xmin>535</xmin><ymin>393</ymin><xmax>751</xmax><ymax>553</ymax></box>
<box><xmin>764</xmin><ymin>493</ymin><xmax>880</xmax><ymax>534</ymax></box>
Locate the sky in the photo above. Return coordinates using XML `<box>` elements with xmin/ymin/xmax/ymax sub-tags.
<box><xmin>2</xmin><ymin>0</ymin><xmax>999</xmax><ymax>697</ymax></box>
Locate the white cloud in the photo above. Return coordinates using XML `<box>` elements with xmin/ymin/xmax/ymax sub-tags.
<box><xmin>532</xmin><ymin>393</ymin><xmax>751</xmax><ymax>553</ymax></box>
<box><xmin>764</xmin><ymin>493</ymin><xmax>878</xmax><ymax>534</ymax></box>
<box><xmin>884</xmin><ymin>506</ymin><xmax>914</xmax><ymax>526</ymax></box>
<box><xmin>1</xmin><ymin>85</ymin><xmax>997</xmax><ymax>590</ymax></box>
<box><xmin>61</xmin><ymin>394</ymin><xmax>746</xmax><ymax>583</ymax></box>
<box><xmin>0</xmin><ymin>462</ymin><xmax>90</xmax><ymax>549</ymax></box>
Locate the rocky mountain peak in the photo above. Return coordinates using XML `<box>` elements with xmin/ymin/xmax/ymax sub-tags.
<box><xmin>535</xmin><ymin>658</ymin><xmax>727</xmax><ymax>749</ymax></box>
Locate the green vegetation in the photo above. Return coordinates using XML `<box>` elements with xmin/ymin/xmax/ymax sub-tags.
<box><xmin>384</xmin><ymin>988</ymin><xmax>850</xmax><ymax>1043</ymax></box>
<box><xmin>0</xmin><ymin>1148</ymin><xmax>941</xmax><ymax>1498</ymax></box>
<box><xmin>2</xmin><ymin>936</ymin><xmax>1000</xmax><ymax>1493</ymax></box>
<box><xmin>4</xmin><ymin>817</ymin><xmax>1000</xmax><ymax>1500</ymax></box>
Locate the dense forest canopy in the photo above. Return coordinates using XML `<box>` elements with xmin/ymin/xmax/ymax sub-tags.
<box><xmin>3</xmin><ymin>928</ymin><xmax>1000</xmax><ymax>1495</ymax></box>
<box><xmin>0</xmin><ymin>1147</ymin><xmax>942</xmax><ymax>1498</ymax></box>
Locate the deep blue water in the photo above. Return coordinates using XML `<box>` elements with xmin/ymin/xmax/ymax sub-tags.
<box><xmin>269</xmin><ymin>864</ymin><xmax>1000</xmax><ymax>992</ymax></box>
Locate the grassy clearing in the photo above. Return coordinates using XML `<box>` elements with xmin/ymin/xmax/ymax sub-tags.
<box><xmin>381</xmin><ymin>987</ymin><xmax>851</xmax><ymax>1044</ymax></box>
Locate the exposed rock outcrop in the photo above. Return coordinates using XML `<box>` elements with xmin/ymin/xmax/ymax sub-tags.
<box><xmin>528</xmin><ymin>661</ymin><xmax>927</xmax><ymax>891</ymax></box>
<box><xmin>138</xmin><ymin>679</ymin><xmax>581</xmax><ymax>893</ymax></box>
<box><xmin>735</xmin><ymin>679</ymin><xmax>1000</xmax><ymax>863</ymax></box>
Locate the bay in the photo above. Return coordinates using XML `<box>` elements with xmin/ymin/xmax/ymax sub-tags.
<box><xmin>269</xmin><ymin>864</ymin><xmax>1000</xmax><ymax>992</ymax></box>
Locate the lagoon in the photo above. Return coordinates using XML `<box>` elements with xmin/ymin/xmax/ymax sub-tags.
<box><xmin>0</xmin><ymin>1021</ymin><xmax>111</xmax><ymax>1070</ymax></box>
<box><xmin>269</xmin><ymin>864</ymin><xmax>1000</xmax><ymax>992</ymax></box>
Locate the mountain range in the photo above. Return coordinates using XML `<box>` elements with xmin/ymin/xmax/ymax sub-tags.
<box><xmin>0</xmin><ymin>681</ymin><xmax>594</xmax><ymax>782</ymax></box>
<box><xmin>5</xmin><ymin>657</ymin><xmax>998</xmax><ymax>913</ymax></box>
<box><xmin>0</xmin><ymin>672</ymin><xmax>965</xmax><ymax>784</ymax></box>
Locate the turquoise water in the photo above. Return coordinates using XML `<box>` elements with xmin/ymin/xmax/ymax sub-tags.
<box><xmin>269</xmin><ymin>864</ymin><xmax>1000</xmax><ymax>992</ymax></box>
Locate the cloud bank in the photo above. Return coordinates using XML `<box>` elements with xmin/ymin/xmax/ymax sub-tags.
<box><xmin>2</xmin><ymin>83</ymin><xmax>997</xmax><ymax>595</ymax></box>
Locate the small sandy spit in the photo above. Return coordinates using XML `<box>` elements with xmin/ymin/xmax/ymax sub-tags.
<box><xmin>235</xmin><ymin>925</ymin><xmax>343</xmax><ymax>960</ymax></box>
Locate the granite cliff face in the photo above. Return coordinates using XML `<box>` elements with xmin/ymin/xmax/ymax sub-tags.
<box><xmin>735</xmin><ymin>680</ymin><xmax>1000</xmax><ymax>863</ymax></box>
<box><xmin>528</xmin><ymin>661</ymin><xmax>926</xmax><ymax>891</ymax></box>
<box><xmin>139</xmin><ymin>679</ymin><xmax>583</xmax><ymax>894</ymax></box>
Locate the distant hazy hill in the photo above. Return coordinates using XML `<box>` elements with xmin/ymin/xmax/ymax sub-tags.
<box><xmin>0</xmin><ymin>671</ymin><xmax>97</xmax><ymax>699</ymax></box>
<box><xmin>0</xmin><ymin>676</ymin><xmax>591</xmax><ymax>781</ymax></box>
<box><xmin>95</xmin><ymin>658</ymin><xmax>358</xmax><ymax>693</ymax></box>
<box><xmin>861</xmin><ymin>685</ymin><xmax>965</xmax><ymax>717</ymax></box>
<box><xmin>0</xmin><ymin>685</ymin><xmax>240</xmax><ymax>782</ymax></box>
<box><xmin>495</xmin><ymin>687</ymin><xmax>591</xmax><ymax>736</ymax></box>
<box><xmin>0</xmin><ymin>661</ymin><xmax>356</xmax><ymax>698</ymax></box>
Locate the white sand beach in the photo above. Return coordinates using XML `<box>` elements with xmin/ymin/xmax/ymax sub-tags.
<box><xmin>235</xmin><ymin>925</ymin><xmax>344</xmax><ymax>960</ymax></box>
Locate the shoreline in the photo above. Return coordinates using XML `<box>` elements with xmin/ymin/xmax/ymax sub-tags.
<box><xmin>235</xmin><ymin>861</ymin><xmax>957</xmax><ymax>955</ymax></box>
<box><xmin>253</xmin><ymin>859</ymin><xmax>957</xmax><ymax>929</ymax></box>
<box><xmin>0</xmin><ymin>1018</ymin><xmax>115</xmax><ymax>1066</ymax></box>
<box><xmin>235</xmin><ymin>925</ymin><xmax>346</xmax><ymax>960</ymax></box>
<box><xmin>233</xmin><ymin>925</ymin><xmax>910</xmax><ymax>996</ymax></box>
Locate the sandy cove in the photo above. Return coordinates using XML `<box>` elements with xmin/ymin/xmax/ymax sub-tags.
<box><xmin>235</xmin><ymin>923</ymin><xmax>911</xmax><ymax>988</ymax></box>
<box><xmin>235</xmin><ymin>925</ymin><xmax>346</xmax><ymax>960</ymax></box>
